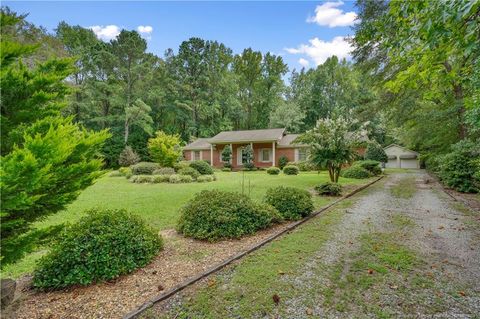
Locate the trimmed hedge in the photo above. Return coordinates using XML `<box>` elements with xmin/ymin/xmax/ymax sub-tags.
<box><xmin>177</xmin><ymin>190</ymin><xmax>282</xmax><ymax>241</ymax></box>
<box><xmin>222</xmin><ymin>167</ymin><xmax>232</xmax><ymax>172</ymax></box>
<box><xmin>283</xmin><ymin>165</ymin><xmax>299</xmax><ymax>175</ymax></box>
<box><xmin>264</xmin><ymin>186</ymin><xmax>314</xmax><ymax>220</ymax></box>
<box><xmin>267</xmin><ymin>167</ymin><xmax>280</xmax><ymax>175</ymax></box>
<box><xmin>178</xmin><ymin>167</ymin><xmax>201</xmax><ymax>179</ymax></box>
<box><xmin>131</xmin><ymin>162</ymin><xmax>161</xmax><ymax>175</ymax></box>
<box><xmin>197</xmin><ymin>175</ymin><xmax>215</xmax><ymax>182</ymax></box>
<box><xmin>341</xmin><ymin>166</ymin><xmax>372</xmax><ymax>179</ymax></box>
<box><xmin>189</xmin><ymin>160</ymin><xmax>214</xmax><ymax>175</ymax></box>
<box><xmin>130</xmin><ymin>175</ymin><xmax>154</xmax><ymax>183</ymax></box>
<box><xmin>153</xmin><ymin>167</ymin><xmax>175</xmax><ymax>176</ymax></box>
<box><xmin>33</xmin><ymin>209</ymin><xmax>162</xmax><ymax>289</ymax></box>
<box><xmin>353</xmin><ymin>160</ymin><xmax>382</xmax><ymax>176</ymax></box>
<box><xmin>315</xmin><ymin>182</ymin><xmax>342</xmax><ymax>196</ymax></box>
<box><xmin>174</xmin><ymin>161</ymin><xmax>190</xmax><ymax>172</ymax></box>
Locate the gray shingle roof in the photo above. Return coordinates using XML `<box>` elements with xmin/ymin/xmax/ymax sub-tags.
<box><xmin>277</xmin><ymin>134</ymin><xmax>307</xmax><ymax>148</ymax></box>
<box><xmin>207</xmin><ymin>128</ymin><xmax>286</xmax><ymax>144</ymax></box>
<box><xmin>183</xmin><ymin>138</ymin><xmax>211</xmax><ymax>150</ymax></box>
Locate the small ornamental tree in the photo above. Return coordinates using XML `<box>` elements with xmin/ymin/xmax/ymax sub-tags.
<box><xmin>242</xmin><ymin>144</ymin><xmax>254</xmax><ymax>165</ymax></box>
<box><xmin>147</xmin><ymin>131</ymin><xmax>182</xmax><ymax>167</ymax></box>
<box><xmin>118</xmin><ymin>146</ymin><xmax>140</xmax><ymax>167</ymax></box>
<box><xmin>365</xmin><ymin>142</ymin><xmax>388</xmax><ymax>163</ymax></box>
<box><xmin>297</xmin><ymin>116</ymin><xmax>365</xmax><ymax>183</ymax></box>
<box><xmin>221</xmin><ymin>145</ymin><xmax>232</xmax><ymax>167</ymax></box>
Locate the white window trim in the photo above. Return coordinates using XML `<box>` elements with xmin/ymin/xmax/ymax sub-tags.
<box><xmin>258</xmin><ymin>148</ymin><xmax>272</xmax><ymax>163</ymax></box>
<box><xmin>191</xmin><ymin>150</ymin><xmax>202</xmax><ymax>161</ymax></box>
<box><xmin>236</xmin><ymin>147</ymin><xmax>243</xmax><ymax>166</ymax></box>
<box><xmin>294</xmin><ymin>148</ymin><xmax>308</xmax><ymax>162</ymax></box>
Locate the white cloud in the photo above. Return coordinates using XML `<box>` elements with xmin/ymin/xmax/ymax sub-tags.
<box><xmin>298</xmin><ymin>58</ymin><xmax>310</xmax><ymax>68</ymax></box>
<box><xmin>137</xmin><ymin>25</ymin><xmax>153</xmax><ymax>34</ymax></box>
<box><xmin>307</xmin><ymin>1</ymin><xmax>357</xmax><ymax>28</ymax></box>
<box><xmin>285</xmin><ymin>36</ymin><xmax>352</xmax><ymax>66</ymax></box>
<box><xmin>89</xmin><ymin>25</ymin><xmax>121</xmax><ymax>41</ymax></box>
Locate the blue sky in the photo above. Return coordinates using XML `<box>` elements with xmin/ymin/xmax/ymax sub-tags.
<box><xmin>4</xmin><ymin>1</ymin><xmax>358</xmax><ymax>71</ymax></box>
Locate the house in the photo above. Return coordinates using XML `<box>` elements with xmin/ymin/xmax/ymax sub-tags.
<box><xmin>183</xmin><ymin>128</ymin><xmax>308</xmax><ymax>169</ymax></box>
<box><xmin>384</xmin><ymin>144</ymin><xmax>419</xmax><ymax>169</ymax></box>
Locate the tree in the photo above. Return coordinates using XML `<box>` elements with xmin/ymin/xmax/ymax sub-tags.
<box><xmin>118</xmin><ymin>146</ymin><xmax>140</xmax><ymax>167</ymax></box>
<box><xmin>1</xmin><ymin>116</ymin><xmax>110</xmax><ymax>243</ymax></box>
<box><xmin>147</xmin><ymin>131</ymin><xmax>182</xmax><ymax>167</ymax></box>
<box><xmin>124</xmin><ymin>99</ymin><xmax>153</xmax><ymax>144</ymax></box>
<box><xmin>297</xmin><ymin>116</ymin><xmax>365</xmax><ymax>182</ymax></box>
<box><xmin>221</xmin><ymin>144</ymin><xmax>232</xmax><ymax>167</ymax></box>
<box><xmin>365</xmin><ymin>142</ymin><xmax>388</xmax><ymax>163</ymax></box>
<box><xmin>242</xmin><ymin>144</ymin><xmax>254</xmax><ymax>166</ymax></box>
<box><xmin>269</xmin><ymin>100</ymin><xmax>305</xmax><ymax>133</ymax></box>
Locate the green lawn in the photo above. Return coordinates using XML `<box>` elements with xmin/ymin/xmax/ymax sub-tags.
<box><xmin>2</xmin><ymin>171</ymin><xmax>370</xmax><ymax>278</ymax></box>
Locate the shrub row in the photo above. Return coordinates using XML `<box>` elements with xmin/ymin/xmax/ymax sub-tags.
<box><xmin>130</xmin><ymin>174</ymin><xmax>216</xmax><ymax>184</ymax></box>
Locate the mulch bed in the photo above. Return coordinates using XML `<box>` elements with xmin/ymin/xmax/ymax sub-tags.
<box><xmin>6</xmin><ymin>181</ymin><xmax>376</xmax><ymax>319</ymax></box>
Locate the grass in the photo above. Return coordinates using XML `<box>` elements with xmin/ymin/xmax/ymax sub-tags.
<box><xmin>2</xmin><ymin>170</ymin><xmax>370</xmax><ymax>279</ymax></box>
<box><xmin>144</xmin><ymin>199</ymin><xmax>355</xmax><ymax>319</ymax></box>
<box><xmin>390</xmin><ymin>175</ymin><xmax>417</xmax><ymax>199</ymax></box>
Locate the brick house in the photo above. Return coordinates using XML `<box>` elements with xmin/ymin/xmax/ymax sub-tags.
<box><xmin>183</xmin><ymin>128</ymin><xmax>309</xmax><ymax>169</ymax></box>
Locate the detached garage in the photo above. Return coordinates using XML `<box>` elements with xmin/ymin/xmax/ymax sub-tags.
<box><xmin>384</xmin><ymin>144</ymin><xmax>420</xmax><ymax>169</ymax></box>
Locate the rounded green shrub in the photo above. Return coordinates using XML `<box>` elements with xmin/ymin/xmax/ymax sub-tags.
<box><xmin>353</xmin><ymin>160</ymin><xmax>382</xmax><ymax>176</ymax></box>
<box><xmin>283</xmin><ymin>165</ymin><xmax>299</xmax><ymax>175</ymax></box>
<box><xmin>152</xmin><ymin>175</ymin><xmax>170</xmax><ymax>183</ymax></box>
<box><xmin>153</xmin><ymin>167</ymin><xmax>175</xmax><ymax>176</ymax></box>
<box><xmin>264</xmin><ymin>186</ymin><xmax>314</xmax><ymax>220</ymax></box>
<box><xmin>109</xmin><ymin>170</ymin><xmax>123</xmax><ymax>177</ymax></box>
<box><xmin>315</xmin><ymin>182</ymin><xmax>342</xmax><ymax>196</ymax></box>
<box><xmin>174</xmin><ymin>161</ymin><xmax>190</xmax><ymax>172</ymax></box>
<box><xmin>177</xmin><ymin>190</ymin><xmax>282</xmax><ymax>241</ymax></box>
<box><xmin>33</xmin><ymin>209</ymin><xmax>162</xmax><ymax>289</ymax></box>
<box><xmin>278</xmin><ymin>155</ymin><xmax>289</xmax><ymax>170</ymax></box>
<box><xmin>178</xmin><ymin>167</ymin><xmax>200</xmax><ymax>179</ymax></box>
<box><xmin>131</xmin><ymin>162</ymin><xmax>161</xmax><ymax>175</ymax></box>
<box><xmin>119</xmin><ymin>167</ymin><xmax>132</xmax><ymax>176</ymax></box>
<box><xmin>179</xmin><ymin>175</ymin><xmax>194</xmax><ymax>183</ymax></box>
<box><xmin>130</xmin><ymin>175</ymin><xmax>154</xmax><ymax>183</ymax></box>
<box><xmin>222</xmin><ymin>167</ymin><xmax>232</xmax><ymax>172</ymax></box>
<box><xmin>197</xmin><ymin>175</ymin><xmax>215</xmax><ymax>182</ymax></box>
<box><xmin>365</xmin><ymin>143</ymin><xmax>388</xmax><ymax>163</ymax></box>
<box><xmin>189</xmin><ymin>160</ymin><xmax>213</xmax><ymax>175</ymax></box>
<box><xmin>169</xmin><ymin>174</ymin><xmax>182</xmax><ymax>183</ymax></box>
<box><xmin>341</xmin><ymin>166</ymin><xmax>372</xmax><ymax>179</ymax></box>
<box><xmin>267</xmin><ymin>167</ymin><xmax>280</xmax><ymax>175</ymax></box>
<box><xmin>242</xmin><ymin>162</ymin><xmax>256</xmax><ymax>171</ymax></box>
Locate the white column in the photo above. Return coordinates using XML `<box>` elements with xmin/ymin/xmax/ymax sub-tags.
<box><xmin>272</xmin><ymin>141</ymin><xmax>276</xmax><ymax>166</ymax></box>
<box><xmin>210</xmin><ymin>144</ymin><xmax>214</xmax><ymax>166</ymax></box>
<box><xmin>230</xmin><ymin>143</ymin><xmax>233</xmax><ymax>164</ymax></box>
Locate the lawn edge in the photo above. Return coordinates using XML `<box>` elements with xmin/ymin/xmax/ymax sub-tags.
<box><xmin>123</xmin><ymin>176</ymin><xmax>384</xmax><ymax>319</ymax></box>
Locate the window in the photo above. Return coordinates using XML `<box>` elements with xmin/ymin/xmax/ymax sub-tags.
<box><xmin>260</xmin><ymin>149</ymin><xmax>271</xmax><ymax>162</ymax></box>
<box><xmin>193</xmin><ymin>151</ymin><xmax>201</xmax><ymax>161</ymax></box>
<box><xmin>298</xmin><ymin>148</ymin><xmax>308</xmax><ymax>161</ymax></box>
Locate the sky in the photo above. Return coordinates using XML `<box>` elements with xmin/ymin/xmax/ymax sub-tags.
<box><xmin>4</xmin><ymin>1</ymin><xmax>358</xmax><ymax>71</ymax></box>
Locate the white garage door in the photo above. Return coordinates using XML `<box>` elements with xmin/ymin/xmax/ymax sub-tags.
<box><xmin>400</xmin><ymin>159</ymin><xmax>418</xmax><ymax>169</ymax></box>
<box><xmin>386</xmin><ymin>159</ymin><xmax>398</xmax><ymax>168</ymax></box>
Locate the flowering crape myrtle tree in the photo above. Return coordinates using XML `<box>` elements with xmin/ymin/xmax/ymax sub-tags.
<box><xmin>297</xmin><ymin>116</ymin><xmax>366</xmax><ymax>182</ymax></box>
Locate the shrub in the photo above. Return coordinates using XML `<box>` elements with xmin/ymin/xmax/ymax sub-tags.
<box><xmin>222</xmin><ymin>167</ymin><xmax>231</xmax><ymax>172</ymax></box>
<box><xmin>152</xmin><ymin>175</ymin><xmax>170</xmax><ymax>183</ymax></box>
<box><xmin>119</xmin><ymin>167</ymin><xmax>132</xmax><ymax>176</ymax></box>
<box><xmin>147</xmin><ymin>131</ymin><xmax>182</xmax><ymax>167</ymax></box>
<box><xmin>109</xmin><ymin>171</ymin><xmax>123</xmax><ymax>177</ymax></box>
<box><xmin>131</xmin><ymin>162</ymin><xmax>160</xmax><ymax>175</ymax></box>
<box><xmin>221</xmin><ymin>145</ymin><xmax>232</xmax><ymax>165</ymax></box>
<box><xmin>242</xmin><ymin>162</ymin><xmax>256</xmax><ymax>171</ymax></box>
<box><xmin>179</xmin><ymin>175</ymin><xmax>194</xmax><ymax>183</ymax></box>
<box><xmin>341</xmin><ymin>165</ymin><xmax>372</xmax><ymax>179</ymax></box>
<box><xmin>153</xmin><ymin>167</ymin><xmax>175</xmax><ymax>176</ymax></box>
<box><xmin>174</xmin><ymin>161</ymin><xmax>190</xmax><ymax>172</ymax></box>
<box><xmin>189</xmin><ymin>160</ymin><xmax>213</xmax><ymax>175</ymax></box>
<box><xmin>178</xmin><ymin>167</ymin><xmax>201</xmax><ymax>179</ymax></box>
<box><xmin>296</xmin><ymin>161</ymin><xmax>317</xmax><ymax>171</ymax></box>
<box><xmin>197</xmin><ymin>175</ymin><xmax>215</xmax><ymax>182</ymax></box>
<box><xmin>169</xmin><ymin>174</ymin><xmax>182</xmax><ymax>184</ymax></box>
<box><xmin>264</xmin><ymin>186</ymin><xmax>314</xmax><ymax>220</ymax></box>
<box><xmin>283</xmin><ymin>165</ymin><xmax>299</xmax><ymax>175</ymax></box>
<box><xmin>33</xmin><ymin>209</ymin><xmax>162</xmax><ymax>289</ymax></box>
<box><xmin>278</xmin><ymin>156</ymin><xmax>289</xmax><ymax>170</ymax></box>
<box><xmin>365</xmin><ymin>143</ymin><xmax>388</xmax><ymax>163</ymax></box>
<box><xmin>267</xmin><ymin>167</ymin><xmax>280</xmax><ymax>175</ymax></box>
<box><xmin>177</xmin><ymin>190</ymin><xmax>282</xmax><ymax>241</ymax></box>
<box><xmin>118</xmin><ymin>146</ymin><xmax>140</xmax><ymax>167</ymax></box>
<box><xmin>437</xmin><ymin>140</ymin><xmax>480</xmax><ymax>193</ymax></box>
<box><xmin>315</xmin><ymin>182</ymin><xmax>343</xmax><ymax>196</ymax></box>
<box><xmin>353</xmin><ymin>160</ymin><xmax>382</xmax><ymax>176</ymax></box>
<box><xmin>130</xmin><ymin>175</ymin><xmax>154</xmax><ymax>183</ymax></box>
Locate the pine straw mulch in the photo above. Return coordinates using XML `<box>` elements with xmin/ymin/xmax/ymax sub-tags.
<box><xmin>10</xmin><ymin>223</ymin><xmax>295</xmax><ymax>319</ymax></box>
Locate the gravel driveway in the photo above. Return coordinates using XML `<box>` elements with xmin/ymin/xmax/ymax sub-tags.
<box><xmin>148</xmin><ymin>171</ymin><xmax>480</xmax><ymax>318</ymax></box>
